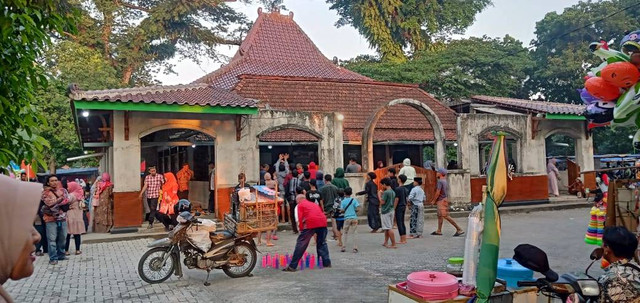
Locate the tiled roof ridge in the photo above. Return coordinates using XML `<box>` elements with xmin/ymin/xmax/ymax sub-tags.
<box><xmin>69</xmin><ymin>83</ymin><xmax>210</xmax><ymax>100</ymax></box>
<box><xmin>234</xmin><ymin>74</ymin><xmax>420</xmax><ymax>88</ymax></box>
<box><xmin>472</xmin><ymin>95</ymin><xmax>584</xmax><ymax>108</ymax></box>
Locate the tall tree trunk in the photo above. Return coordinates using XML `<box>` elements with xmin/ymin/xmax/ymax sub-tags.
<box><xmin>48</xmin><ymin>155</ymin><xmax>56</xmax><ymax>175</ymax></box>
<box><xmin>121</xmin><ymin>64</ymin><xmax>134</xmax><ymax>85</ymax></box>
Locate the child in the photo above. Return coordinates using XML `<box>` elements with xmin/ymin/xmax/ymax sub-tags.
<box><xmin>340</xmin><ymin>187</ymin><xmax>360</xmax><ymax>253</ymax></box>
<box><xmin>307</xmin><ymin>179</ymin><xmax>323</xmax><ymax>209</ymax></box>
<box><xmin>408</xmin><ymin>177</ymin><xmax>425</xmax><ymax>239</ymax></box>
<box><xmin>378</xmin><ymin>178</ymin><xmax>397</xmax><ymax>248</ymax></box>
<box><xmin>332</xmin><ymin>189</ymin><xmax>345</xmax><ymax>247</ymax></box>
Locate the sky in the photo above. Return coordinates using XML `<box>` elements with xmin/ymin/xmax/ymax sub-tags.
<box><xmin>156</xmin><ymin>0</ymin><xmax>582</xmax><ymax>85</ymax></box>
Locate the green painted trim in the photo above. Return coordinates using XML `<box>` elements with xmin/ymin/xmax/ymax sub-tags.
<box><xmin>545</xmin><ymin>113</ymin><xmax>586</xmax><ymax>121</ymax></box>
<box><xmin>73</xmin><ymin>100</ymin><xmax>258</xmax><ymax>115</ymax></box>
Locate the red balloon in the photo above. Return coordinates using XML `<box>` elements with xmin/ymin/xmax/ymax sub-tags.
<box><xmin>601</xmin><ymin>62</ymin><xmax>640</xmax><ymax>88</ymax></box>
<box><xmin>585</xmin><ymin>77</ymin><xmax>621</xmax><ymax>101</ymax></box>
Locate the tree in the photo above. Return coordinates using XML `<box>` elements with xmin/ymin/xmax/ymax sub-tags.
<box><xmin>326</xmin><ymin>0</ymin><xmax>492</xmax><ymax>62</ymax></box>
<box><xmin>526</xmin><ymin>0</ymin><xmax>640</xmax><ymax>103</ymax></box>
<box><xmin>68</xmin><ymin>0</ymin><xmax>251</xmax><ymax>86</ymax></box>
<box><xmin>592</xmin><ymin>127</ymin><xmax>637</xmax><ymax>154</ymax></box>
<box><xmin>35</xmin><ymin>41</ymin><xmax>121</xmax><ymax>170</ymax></box>
<box><xmin>0</xmin><ymin>1</ymin><xmax>77</xmax><ymax>170</ymax></box>
<box><xmin>344</xmin><ymin>36</ymin><xmax>533</xmax><ymax>101</ymax></box>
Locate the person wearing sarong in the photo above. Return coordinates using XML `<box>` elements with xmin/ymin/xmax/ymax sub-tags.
<box><xmin>93</xmin><ymin>173</ymin><xmax>113</xmax><ymax>233</ymax></box>
<box><xmin>408</xmin><ymin>177</ymin><xmax>425</xmax><ymax>238</ymax></box>
<box><xmin>547</xmin><ymin>158</ymin><xmax>560</xmax><ymax>197</ymax></box>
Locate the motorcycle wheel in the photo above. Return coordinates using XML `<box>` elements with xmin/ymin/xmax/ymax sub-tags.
<box><xmin>138</xmin><ymin>247</ymin><xmax>177</xmax><ymax>284</ymax></box>
<box><xmin>222</xmin><ymin>242</ymin><xmax>257</xmax><ymax>278</ymax></box>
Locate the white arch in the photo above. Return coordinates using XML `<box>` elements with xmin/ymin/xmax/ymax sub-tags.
<box><xmin>362</xmin><ymin>98</ymin><xmax>447</xmax><ymax>171</ymax></box>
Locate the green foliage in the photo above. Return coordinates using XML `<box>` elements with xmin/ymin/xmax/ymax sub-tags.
<box><xmin>326</xmin><ymin>0</ymin><xmax>492</xmax><ymax>62</ymax></box>
<box><xmin>344</xmin><ymin>36</ymin><xmax>533</xmax><ymax>101</ymax></box>
<box><xmin>526</xmin><ymin>0</ymin><xmax>640</xmax><ymax>103</ymax></box>
<box><xmin>34</xmin><ymin>41</ymin><xmax>120</xmax><ymax>168</ymax></box>
<box><xmin>592</xmin><ymin>127</ymin><xmax>637</xmax><ymax>154</ymax></box>
<box><xmin>71</xmin><ymin>0</ymin><xmax>250</xmax><ymax>85</ymax></box>
<box><xmin>0</xmin><ymin>1</ymin><xmax>77</xmax><ymax>170</ymax></box>
<box><xmin>545</xmin><ymin>134</ymin><xmax>576</xmax><ymax>157</ymax></box>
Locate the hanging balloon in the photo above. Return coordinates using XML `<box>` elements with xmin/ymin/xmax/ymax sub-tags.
<box><xmin>601</xmin><ymin>62</ymin><xmax>640</xmax><ymax>88</ymax></box>
<box><xmin>589</xmin><ymin>41</ymin><xmax>631</xmax><ymax>63</ymax></box>
<box><xmin>612</xmin><ymin>82</ymin><xmax>640</xmax><ymax>127</ymax></box>
<box><xmin>585</xmin><ymin>107</ymin><xmax>613</xmax><ymax>124</ymax></box>
<box><xmin>585</xmin><ymin>77</ymin><xmax>621</xmax><ymax>101</ymax></box>
<box><xmin>578</xmin><ymin>88</ymin><xmax>600</xmax><ymax>105</ymax></box>
<box><xmin>620</xmin><ymin>30</ymin><xmax>640</xmax><ymax>55</ymax></box>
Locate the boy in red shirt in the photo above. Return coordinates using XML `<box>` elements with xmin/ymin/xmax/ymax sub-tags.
<box><xmin>282</xmin><ymin>192</ymin><xmax>332</xmax><ymax>271</ymax></box>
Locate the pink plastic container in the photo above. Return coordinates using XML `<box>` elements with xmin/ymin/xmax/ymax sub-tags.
<box><xmin>400</xmin><ymin>271</ymin><xmax>459</xmax><ymax>300</ymax></box>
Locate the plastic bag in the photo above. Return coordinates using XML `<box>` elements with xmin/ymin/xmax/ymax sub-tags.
<box><xmin>462</xmin><ymin>204</ymin><xmax>484</xmax><ymax>287</ymax></box>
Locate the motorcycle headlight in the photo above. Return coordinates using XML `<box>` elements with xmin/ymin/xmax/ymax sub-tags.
<box><xmin>577</xmin><ymin>280</ymin><xmax>600</xmax><ymax>297</ymax></box>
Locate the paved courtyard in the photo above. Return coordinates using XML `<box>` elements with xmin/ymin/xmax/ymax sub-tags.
<box><xmin>6</xmin><ymin>208</ymin><xmax>598</xmax><ymax>303</ymax></box>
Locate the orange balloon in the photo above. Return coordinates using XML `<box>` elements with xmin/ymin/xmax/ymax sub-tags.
<box><xmin>585</xmin><ymin>77</ymin><xmax>621</xmax><ymax>101</ymax></box>
<box><xmin>601</xmin><ymin>62</ymin><xmax>640</xmax><ymax>88</ymax></box>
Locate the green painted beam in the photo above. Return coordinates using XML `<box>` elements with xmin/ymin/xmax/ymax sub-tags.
<box><xmin>545</xmin><ymin>113</ymin><xmax>586</xmax><ymax>121</ymax></box>
<box><xmin>73</xmin><ymin>100</ymin><xmax>258</xmax><ymax>115</ymax></box>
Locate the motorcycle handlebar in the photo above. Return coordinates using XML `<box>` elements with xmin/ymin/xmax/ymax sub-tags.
<box><xmin>517</xmin><ymin>281</ymin><xmax>539</xmax><ymax>287</ymax></box>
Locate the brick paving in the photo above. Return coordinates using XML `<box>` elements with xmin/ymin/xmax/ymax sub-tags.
<box><xmin>5</xmin><ymin>209</ymin><xmax>598</xmax><ymax>303</ymax></box>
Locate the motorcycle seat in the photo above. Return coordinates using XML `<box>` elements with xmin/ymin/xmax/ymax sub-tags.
<box><xmin>210</xmin><ymin>230</ymin><xmax>233</xmax><ymax>240</ymax></box>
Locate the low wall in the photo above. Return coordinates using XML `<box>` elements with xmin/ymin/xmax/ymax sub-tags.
<box><xmin>447</xmin><ymin>169</ymin><xmax>471</xmax><ymax>206</ymax></box>
<box><xmin>345</xmin><ymin>173</ymin><xmax>367</xmax><ymax>215</ymax></box>
<box><xmin>470</xmin><ymin>174</ymin><xmax>549</xmax><ymax>204</ymax></box>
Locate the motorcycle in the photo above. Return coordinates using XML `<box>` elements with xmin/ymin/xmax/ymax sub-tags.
<box><xmin>138</xmin><ymin>211</ymin><xmax>258</xmax><ymax>286</ymax></box>
<box><xmin>513</xmin><ymin>244</ymin><xmax>602</xmax><ymax>303</ymax></box>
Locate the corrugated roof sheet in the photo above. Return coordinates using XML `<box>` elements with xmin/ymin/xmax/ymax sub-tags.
<box><xmin>471</xmin><ymin>95</ymin><xmax>585</xmax><ymax>115</ymax></box>
<box><xmin>69</xmin><ymin>83</ymin><xmax>256</xmax><ymax>108</ymax></box>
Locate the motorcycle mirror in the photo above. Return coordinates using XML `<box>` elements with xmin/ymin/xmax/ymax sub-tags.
<box><xmin>590</xmin><ymin>248</ymin><xmax>604</xmax><ymax>260</ymax></box>
<box><xmin>195</xmin><ymin>211</ymin><xmax>201</xmax><ymax>217</ymax></box>
<box><xmin>513</xmin><ymin>244</ymin><xmax>559</xmax><ymax>282</ymax></box>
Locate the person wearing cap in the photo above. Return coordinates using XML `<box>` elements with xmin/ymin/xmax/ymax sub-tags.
<box><xmin>408</xmin><ymin>177</ymin><xmax>425</xmax><ymax>239</ymax></box>
<box><xmin>598</xmin><ymin>226</ymin><xmax>640</xmax><ymax>302</ymax></box>
<box><xmin>430</xmin><ymin>168</ymin><xmax>464</xmax><ymax>237</ymax></box>
<box><xmin>282</xmin><ymin>191</ymin><xmax>332</xmax><ymax>272</ymax></box>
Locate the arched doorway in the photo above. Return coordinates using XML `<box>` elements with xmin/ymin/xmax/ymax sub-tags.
<box><xmin>139</xmin><ymin>128</ymin><xmax>216</xmax><ymax>213</ymax></box>
<box><xmin>257</xmin><ymin>126</ymin><xmax>322</xmax><ymax>182</ymax></box>
<box><xmin>477</xmin><ymin>128</ymin><xmax>522</xmax><ymax>175</ymax></box>
<box><xmin>544</xmin><ymin>130</ymin><xmax>579</xmax><ymax>195</ymax></box>
<box><xmin>362</xmin><ymin>98</ymin><xmax>447</xmax><ymax>171</ymax></box>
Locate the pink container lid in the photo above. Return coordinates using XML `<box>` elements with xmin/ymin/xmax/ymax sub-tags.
<box><xmin>406</xmin><ymin>271</ymin><xmax>459</xmax><ymax>296</ymax></box>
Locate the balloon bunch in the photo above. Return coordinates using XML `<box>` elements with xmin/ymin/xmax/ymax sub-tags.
<box><xmin>581</xmin><ymin>30</ymin><xmax>640</xmax><ymax>148</ymax></box>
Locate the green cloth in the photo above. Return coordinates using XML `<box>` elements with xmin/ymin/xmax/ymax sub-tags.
<box><xmin>331</xmin><ymin>168</ymin><xmax>350</xmax><ymax>189</ymax></box>
<box><xmin>381</xmin><ymin>189</ymin><xmax>395</xmax><ymax>214</ymax></box>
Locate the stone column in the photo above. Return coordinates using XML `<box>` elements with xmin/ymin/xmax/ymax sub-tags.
<box><xmin>576</xmin><ymin>136</ymin><xmax>595</xmax><ymax>172</ymax></box>
<box><xmin>112</xmin><ymin>111</ymin><xmax>141</xmax><ymax>193</ymax></box>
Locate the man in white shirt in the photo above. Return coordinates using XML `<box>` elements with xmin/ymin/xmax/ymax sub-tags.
<box><xmin>208</xmin><ymin>161</ymin><xmax>215</xmax><ymax>215</ymax></box>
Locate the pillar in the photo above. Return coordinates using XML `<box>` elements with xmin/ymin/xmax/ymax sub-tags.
<box><xmin>112</xmin><ymin>111</ymin><xmax>142</xmax><ymax>192</ymax></box>
<box><xmin>576</xmin><ymin>136</ymin><xmax>595</xmax><ymax>172</ymax></box>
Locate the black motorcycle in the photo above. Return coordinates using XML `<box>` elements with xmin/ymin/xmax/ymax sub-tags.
<box><xmin>513</xmin><ymin>244</ymin><xmax>602</xmax><ymax>303</ymax></box>
<box><xmin>138</xmin><ymin>212</ymin><xmax>258</xmax><ymax>286</ymax></box>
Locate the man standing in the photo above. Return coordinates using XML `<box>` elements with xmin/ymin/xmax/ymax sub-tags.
<box><xmin>208</xmin><ymin>161</ymin><xmax>215</xmax><ymax>215</ymax></box>
<box><xmin>357</xmin><ymin>172</ymin><xmax>381</xmax><ymax>232</ymax></box>
<box><xmin>139</xmin><ymin>166</ymin><xmax>164</xmax><ymax>229</ymax></box>
<box><xmin>379</xmin><ymin>178</ymin><xmax>397</xmax><ymax>248</ymax></box>
<box><xmin>176</xmin><ymin>163</ymin><xmax>194</xmax><ymax>200</ymax></box>
<box><xmin>408</xmin><ymin>177</ymin><xmax>425</xmax><ymax>239</ymax></box>
<box><xmin>345</xmin><ymin>158</ymin><xmax>362</xmax><ymax>173</ymax></box>
<box><xmin>387</xmin><ymin>168</ymin><xmax>398</xmax><ymax>189</ymax></box>
<box><xmin>287</xmin><ymin>170</ymin><xmax>301</xmax><ymax>234</ymax></box>
<box><xmin>320</xmin><ymin>174</ymin><xmax>339</xmax><ymax>238</ymax></box>
<box><xmin>430</xmin><ymin>168</ymin><xmax>464</xmax><ymax>237</ymax></box>
<box><xmin>274</xmin><ymin>153</ymin><xmax>289</xmax><ymax>193</ymax></box>
<box><xmin>282</xmin><ymin>192</ymin><xmax>332</xmax><ymax>272</ymax></box>
<box><xmin>395</xmin><ymin>175</ymin><xmax>409</xmax><ymax>244</ymax></box>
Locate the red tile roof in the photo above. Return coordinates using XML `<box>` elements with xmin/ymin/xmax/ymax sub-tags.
<box><xmin>193</xmin><ymin>10</ymin><xmax>371</xmax><ymax>89</ymax></box>
<box><xmin>69</xmin><ymin>83</ymin><xmax>256</xmax><ymax>108</ymax></box>
<box><xmin>234</xmin><ymin>75</ymin><xmax>458</xmax><ymax>142</ymax></box>
<box><xmin>259</xmin><ymin>128</ymin><xmax>319</xmax><ymax>142</ymax></box>
<box><xmin>471</xmin><ymin>95</ymin><xmax>585</xmax><ymax>115</ymax></box>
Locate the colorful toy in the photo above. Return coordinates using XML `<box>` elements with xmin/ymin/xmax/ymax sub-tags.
<box><xmin>585</xmin><ymin>77</ymin><xmax>621</xmax><ymax>101</ymax></box>
<box><xmin>261</xmin><ymin>253</ymin><xmax>325</xmax><ymax>270</ymax></box>
<box><xmin>601</xmin><ymin>62</ymin><xmax>640</xmax><ymax>88</ymax></box>
<box><xmin>584</xmin><ymin>205</ymin><xmax>606</xmax><ymax>246</ymax></box>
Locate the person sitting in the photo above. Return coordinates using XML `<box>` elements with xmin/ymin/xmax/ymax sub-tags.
<box><xmin>598</xmin><ymin>226</ymin><xmax>640</xmax><ymax>303</ymax></box>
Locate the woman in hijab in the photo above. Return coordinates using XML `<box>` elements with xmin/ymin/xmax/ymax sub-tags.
<box><xmin>41</xmin><ymin>175</ymin><xmax>69</xmax><ymax>265</ymax></box>
<box><xmin>156</xmin><ymin>173</ymin><xmax>179</xmax><ymax>230</ymax></box>
<box><xmin>0</xmin><ymin>175</ymin><xmax>43</xmax><ymax>303</ymax></box>
<box><xmin>65</xmin><ymin>182</ymin><xmax>86</xmax><ymax>255</ymax></box>
<box><xmin>308</xmin><ymin>162</ymin><xmax>318</xmax><ymax>180</ymax></box>
<box><xmin>93</xmin><ymin>173</ymin><xmax>114</xmax><ymax>233</ymax></box>
<box><xmin>87</xmin><ymin>176</ymin><xmax>101</xmax><ymax>233</ymax></box>
<box><xmin>547</xmin><ymin>158</ymin><xmax>560</xmax><ymax>197</ymax></box>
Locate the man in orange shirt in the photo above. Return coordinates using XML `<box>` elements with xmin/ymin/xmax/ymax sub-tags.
<box><xmin>176</xmin><ymin>163</ymin><xmax>194</xmax><ymax>200</ymax></box>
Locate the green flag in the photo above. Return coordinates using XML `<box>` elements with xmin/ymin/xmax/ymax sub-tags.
<box><xmin>476</xmin><ymin>132</ymin><xmax>508</xmax><ymax>302</ymax></box>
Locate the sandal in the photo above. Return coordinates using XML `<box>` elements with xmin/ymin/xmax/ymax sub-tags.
<box><xmin>341</xmin><ymin>247</ymin><xmax>346</xmax><ymax>252</ymax></box>
<box><xmin>353</xmin><ymin>248</ymin><xmax>358</xmax><ymax>253</ymax></box>
<box><xmin>430</xmin><ymin>231</ymin><xmax>443</xmax><ymax>236</ymax></box>
<box><xmin>75</xmin><ymin>251</ymin><xmax>82</xmax><ymax>255</ymax></box>
<box><xmin>282</xmin><ymin>267</ymin><xmax>297</xmax><ymax>272</ymax></box>
<box><xmin>266</xmin><ymin>242</ymin><xmax>275</xmax><ymax>247</ymax></box>
<box><xmin>453</xmin><ymin>231</ymin><xmax>465</xmax><ymax>237</ymax></box>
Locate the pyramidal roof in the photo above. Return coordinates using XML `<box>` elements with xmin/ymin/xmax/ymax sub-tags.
<box><xmin>193</xmin><ymin>8</ymin><xmax>371</xmax><ymax>89</ymax></box>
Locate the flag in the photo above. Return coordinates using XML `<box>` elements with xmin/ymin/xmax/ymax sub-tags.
<box><xmin>476</xmin><ymin>132</ymin><xmax>508</xmax><ymax>302</ymax></box>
